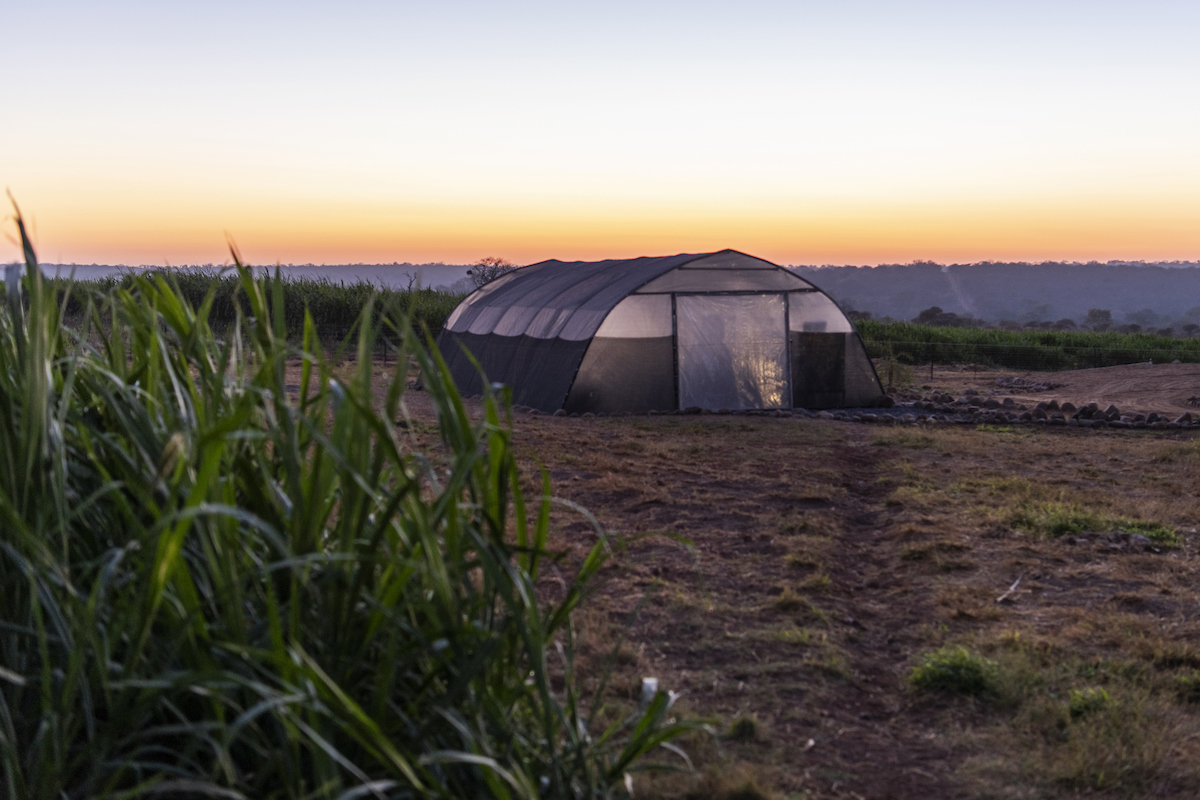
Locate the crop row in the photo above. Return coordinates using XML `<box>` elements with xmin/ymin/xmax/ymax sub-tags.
<box><xmin>49</xmin><ymin>268</ymin><xmax>464</xmax><ymax>342</ymax></box>
<box><xmin>857</xmin><ymin>320</ymin><xmax>1200</xmax><ymax>370</ymax></box>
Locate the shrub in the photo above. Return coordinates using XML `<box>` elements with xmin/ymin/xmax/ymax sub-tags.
<box><xmin>909</xmin><ymin>646</ymin><xmax>997</xmax><ymax>696</ymax></box>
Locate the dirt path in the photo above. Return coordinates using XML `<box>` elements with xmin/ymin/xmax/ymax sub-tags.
<box><xmin>489</xmin><ymin>414</ymin><xmax>972</xmax><ymax>798</ymax></box>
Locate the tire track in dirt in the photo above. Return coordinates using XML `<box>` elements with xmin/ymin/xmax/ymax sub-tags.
<box><xmin>793</xmin><ymin>433</ymin><xmax>969</xmax><ymax>800</ymax></box>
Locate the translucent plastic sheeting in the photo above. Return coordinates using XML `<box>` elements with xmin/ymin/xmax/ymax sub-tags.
<box><xmin>677</xmin><ymin>294</ymin><xmax>789</xmax><ymax>410</ymax></box>
<box><xmin>788</xmin><ymin>291</ymin><xmax>854</xmax><ymax>333</ymax></box>
<box><xmin>636</xmin><ymin>268</ymin><xmax>809</xmax><ymax>294</ymax></box>
<box><xmin>683</xmin><ymin>252</ymin><xmax>779</xmax><ymax>270</ymax></box>
<box><xmin>450</xmin><ymin>253</ymin><xmax>699</xmax><ymax>339</ymax></box>
<box><xmin>594</xmin><ymin>295</ymin><xmax>672</xmax><ymax>338</ymax></box>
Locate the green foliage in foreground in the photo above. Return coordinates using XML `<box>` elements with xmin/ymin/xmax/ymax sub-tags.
<box><xmin>857</xmin><ymin>320</ymin><xmax>1200</xmax><ymax>371</ymax></box>
<box><xmin>0</xmin><ymin>215</ymin><xmax>694</xmax><ymax>798</ymax></box>
<box><xmin>49</xmin><ymin>268</ymin><xmax>464</xmax><ymax>342</ymax></box>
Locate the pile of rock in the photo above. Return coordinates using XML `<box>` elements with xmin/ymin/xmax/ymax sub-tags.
<box><xmin>994</xmin><ymin>375</ymin><xmax>1064</xmax><ymax>393</ymax></box>
<box><xmin>883</xmin><ymin>391</ymin><xmax>1200</xmax><ymax>429</ymax></box>
<box><xmin>509</xmin><ymin>393</ymin><xmax>1199</xmax><ymax>429</ymax></box>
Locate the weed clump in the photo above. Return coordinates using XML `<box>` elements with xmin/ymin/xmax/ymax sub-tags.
<box><xmin>772</xmin><ymin>589</ymin><xmax>828</xmax><ymax>624</ymax></box>
<box><xmin>909</xmin><ymin>645</ymin><xmax>998</xmax><ymax>697</ymax></box>
<box><xmin>774</xmin><ymin>587</ymin><xmax>805</xmax><ymax>611</ymax></box>
<box><xmin>1068</xmin><ymin>687</ymin><xmax>1111</xmax><ymax>719</ymax></box>
<box><xmin>726</xmin><ymin>716</ymin><xmax>760</xmax><ymax>742</ymax></box>
<box><xmin>784</xmin><ymin>552</ymin><xmax>821</xmax><ymax>570</ymax></box>
<box><xmin>1007</xmin><ymin>501</ymin><xmax>1180</xmax><ymax>545</ymax></box>
<box><xmin>1173</xmin><ymin>673</ymin><xmax>1200</xmax><ymax>703</ymax></box>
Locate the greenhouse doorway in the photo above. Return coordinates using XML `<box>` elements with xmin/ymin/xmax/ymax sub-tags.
<box><xmin>675</xmin><ymin>293</ymin><xmax>790</xmax><ymax>410</ymax></box>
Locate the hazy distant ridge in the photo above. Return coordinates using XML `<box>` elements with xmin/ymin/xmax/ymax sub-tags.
<box><xmin>793</xmin><ymin>261</ymin><xmax>1200</xmax><ymax>325</ymax></box>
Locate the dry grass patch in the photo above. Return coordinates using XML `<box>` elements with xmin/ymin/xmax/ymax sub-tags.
<box><xmin>397</xmin><ymin>397</ymin><xmax>1200</xmax><ymax>798</ymax></box>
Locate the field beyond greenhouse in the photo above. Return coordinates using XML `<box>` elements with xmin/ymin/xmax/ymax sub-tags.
<box><xmin>45</xmin><ymin>272</ymin><xmax>1200</xmax><ymax>375</ymax></box>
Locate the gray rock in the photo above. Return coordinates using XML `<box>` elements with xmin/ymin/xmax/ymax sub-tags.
<box><xmin>1046</xmin><ymin>400</ymin><xmax>1061</xmax><ymax>411</ymax></box>
<box><xmin>553</xmin><ymin>409</ymin><xmax>567</xmax><ymax>417</ymax></box>
<box><xmin>1060</xmin><ymin>402</ymin><xmax>1076</xmax><ymax>413</ymax></box>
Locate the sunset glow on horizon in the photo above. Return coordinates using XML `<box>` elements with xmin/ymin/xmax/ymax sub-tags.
<box><xmin>5</xmin><ymin>1</ymin><xmax>1200</xmax><ymax>267</ymax></box>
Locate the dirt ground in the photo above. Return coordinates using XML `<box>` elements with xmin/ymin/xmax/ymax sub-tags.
<box><xmin>357</xmin><ymin>358</ymin><xmax>1200</xmax><ymax>799</ymax></box>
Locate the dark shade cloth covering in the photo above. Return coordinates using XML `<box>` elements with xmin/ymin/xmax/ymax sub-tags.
<box><xmin>436</xmin><ymin>250</ymin><xmax>885</xmax><ymax>412</ymax></box>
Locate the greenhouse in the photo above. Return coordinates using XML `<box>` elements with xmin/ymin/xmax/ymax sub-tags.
<box><xmin>436</xmin><ymin>250</ymin><xmax>886</xmax><ymax>413</ymax></box>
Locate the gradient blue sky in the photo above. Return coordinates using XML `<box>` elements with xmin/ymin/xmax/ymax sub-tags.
<box><xmin>4</xmin><ymin>1</ymin><xmax>1199</xmax><ymax>265</ymax></box>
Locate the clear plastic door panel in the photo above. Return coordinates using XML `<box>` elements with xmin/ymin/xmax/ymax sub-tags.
<box><xmin>676</xmin><ymin>294</ymin><xmax>789</xmax><ymax>410</ymax></box>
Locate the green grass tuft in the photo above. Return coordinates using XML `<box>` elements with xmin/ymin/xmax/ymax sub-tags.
<box><xmin>909</xmin><ymin>646</ymin><xmax>998</xmax><ymax>697</ymax></box>
<box><xmin>1068</xmin><ymin>687</ymin><xmax>1111</xmax><ymax>719</ymax></box>
<box><xmin>1007</xmin><ymin>502</ymin><xmax>1180</xmax><ymax>544</ymax></box>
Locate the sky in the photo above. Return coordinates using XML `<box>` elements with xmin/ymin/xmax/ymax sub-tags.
<box><xmin>4</xmin><ymin>1</ymin><xmax>1200</xmax><ymax>267</ymax></box>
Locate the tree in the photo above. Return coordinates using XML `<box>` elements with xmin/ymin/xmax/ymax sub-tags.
<box><xmin>466</xmin><ymin>256</ymin><xmax>517</xmax><ymax>289</ymax></box>
<box><xmin>1083</xmin><ymin>309</ymin><xmax>1112</xmax><ymax>330</ymax></box>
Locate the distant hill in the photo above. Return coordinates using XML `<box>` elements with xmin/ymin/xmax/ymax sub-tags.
<box><xmin>793</xmin><ymin>261</ymin><xmax>1200</xmax><ymax>326</ymax></box>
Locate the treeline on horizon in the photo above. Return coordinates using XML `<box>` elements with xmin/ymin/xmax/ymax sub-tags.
<box><xmin>39</xmin><ymin>260</ymin><xmax>473</xmax><ymax>270</ymax></box>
